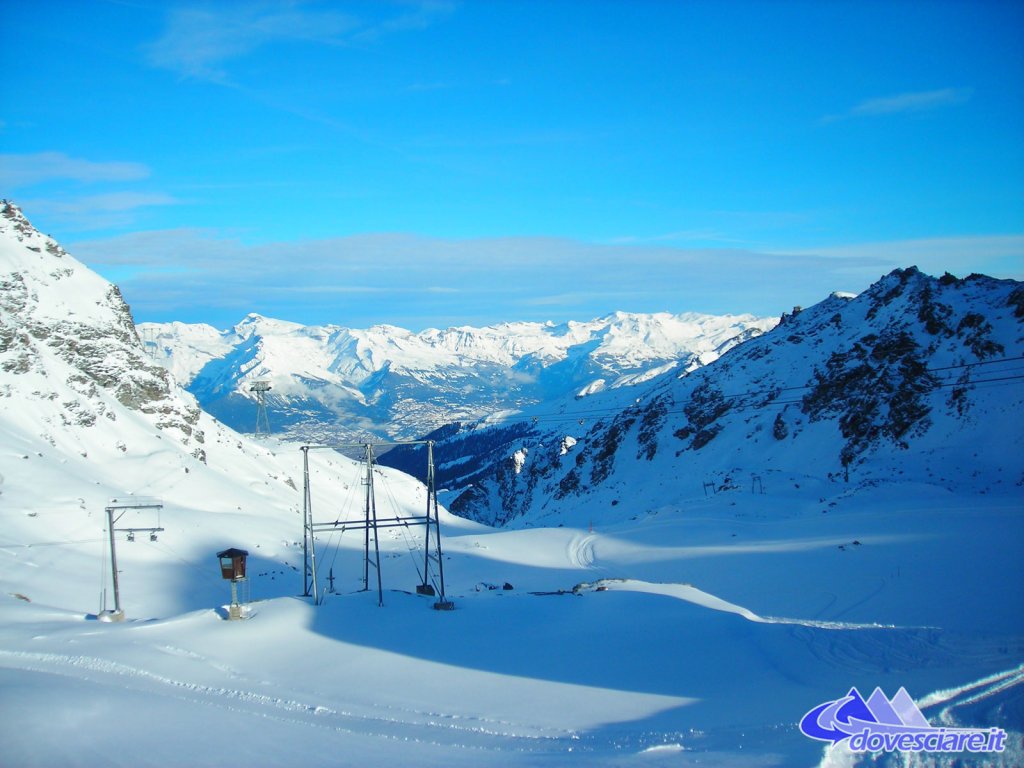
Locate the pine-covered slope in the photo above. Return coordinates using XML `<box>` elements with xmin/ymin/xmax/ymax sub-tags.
<box><xmin>142</xmin><ymin>310</ymin><xmax>777</xmax><ymax>443</ymax></box>
<box><xmin>416</xmin><ymin>268</ymin><xmax>1024</xmax><ymax>527</ymax></box>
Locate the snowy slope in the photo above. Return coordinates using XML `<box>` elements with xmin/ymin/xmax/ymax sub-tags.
<box><xmin>1</xmin><ymin>204</ymin><xmax>1021</xmax><ymax>767</ymax></box>
<box><xmin>0</xmin><ymin>200</ymin><xmax>373</xmax><ymax>610</ymax></box>
<box><xmin>0</xmin><ymin>204</ymin><xmax>205</xmax><ymax>459</ymax></box>
<box><xmin>416</xmin><ymin>268</ymin><xmax>1024</xmax><ymax>528</ymax></box>
<box><xmin>141</xmin><ymin>309</ymin><xmax>777</xmax><ymax>443</ymax></box>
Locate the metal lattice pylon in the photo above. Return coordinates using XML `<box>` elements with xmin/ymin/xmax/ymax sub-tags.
<box><xmin>301</xmin><ymin>440</ymin><xmax>452</xmax><ymax>610</ymax></box>
<box><xmin>250</xmin><ymin>381</ymin><xmax>272</xmax><ymax>436</ymax></box>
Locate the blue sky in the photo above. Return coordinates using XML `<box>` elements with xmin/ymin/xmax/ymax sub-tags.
<box><xmin>1</xmin><ymin>0</ymin><xmax>1022</xmax><ymax>330</ymax></box>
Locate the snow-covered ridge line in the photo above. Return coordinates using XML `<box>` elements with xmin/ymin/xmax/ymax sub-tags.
<box><xmin>423</xmin><ymin>266</ymin><xmax>1024</xmax><ymax>527</ymax></box>
<box><xmin>140</xmin><ymin>306</ymin><xmax>779</xmax><ymax>442</ymax></box>
<box><xmin>0</xmin><ymin>201</ymin><xmax>205</xmax><ymax>456</ymax></box>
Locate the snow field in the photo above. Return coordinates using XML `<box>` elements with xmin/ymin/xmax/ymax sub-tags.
<box><xmin>2</xmin><ymin>209</ymin><xmax>1020</xmax><ymax>765</ymax></box>
<box><xmin>3</xmin><ymin>451</ymin><xmax>1021</xmax><ymax>766</ymax></box>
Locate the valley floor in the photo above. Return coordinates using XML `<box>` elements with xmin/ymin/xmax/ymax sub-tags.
<box><xmin>2</xmin><ymin>483</ymin><xmax>1022</xmax><ymax>767</ymax></box>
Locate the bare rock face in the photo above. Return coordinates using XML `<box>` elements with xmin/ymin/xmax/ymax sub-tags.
<box><xmin>0</xmin><ymin>200</ymin><xmax>204</xmax><ymax>456</ymax></box>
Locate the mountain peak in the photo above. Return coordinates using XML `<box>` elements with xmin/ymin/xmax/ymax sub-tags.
<box><xmin>232</xmin><ymin>313</ymin><xmax>305</xmax><ymax>338</ymax></box>
<box><xmin>1</xmin><ymin>207</ymin><xmax>206</xmax><ymax>458</ymax></box>
<box><xmin>1</xmin><ymin>199</ymin><xmax>64</xmax><ymax>257</ymax></box>
<box><xmin>1</xmin><ymin>199</ymin><xmax>28</xmax><ymax>224</ymax></box>
<box><xmin>1</xmin><ymin>199</ymin><xmax>30</xmax><ymax>226</ymax></box>
<box><xmin>150</xmin><ymin>309</ymin><xmax>779</xmax><ymax>442</ymax></box>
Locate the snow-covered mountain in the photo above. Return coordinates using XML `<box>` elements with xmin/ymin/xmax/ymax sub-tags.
<box><xmin>0</xmin><ymin>202</ymin><xmax>206</xmax><ymax>461</ymax></box>
<box><xmin>383</xmin><ymin>267</ymin><xmax>1024</xmax><ymax>528</ymax></box>
<box><xmin>0</xmin><ymin>202</ymin><xmax>203</xmax><ymax>456</ymax></box>
<box><xmin>141</xmin><ymin>309</ymin><xmax>777</xmax><ymax>443</ymax></box>
<box><xmin>2</xmin><ymin>202</ymin><xmax>1021</xmax><ymax>766</ymax></box>
<box><xmin>0</xmin><ymin>199</ymin><xmax>461</xmax><ymax>614</ymax></box>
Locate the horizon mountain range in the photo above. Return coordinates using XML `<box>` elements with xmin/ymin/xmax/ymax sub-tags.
<box><xmin>140</xmin><ymin>308</ymin><xmax>779</xmax><ymax>443</ymax></box>
<box><xmin>4</xmin><ymin>197</ymin><xmax>1022</xmax><ymax>531</ymax></box>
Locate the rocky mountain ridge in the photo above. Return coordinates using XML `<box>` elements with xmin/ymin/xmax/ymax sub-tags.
<box><xmin>382</xmin><ymin>267</ymin><xmax>1024</xmax><ymax>527</ymax></box>
<box><xmin>141</xmin><ymin>307</ymin><xmax>778</xmax><ymax>443</ymax></box>
<box><xmin>0</xmin><ymin>201</ymin><xmax>206</xmax><ymax>460</ymax></box>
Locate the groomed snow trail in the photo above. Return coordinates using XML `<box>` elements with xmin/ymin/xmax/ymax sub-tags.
<box><xmin>576</xmin><ymin>578</ymin><xmax>898</xmax><ymax>629</ymax></box>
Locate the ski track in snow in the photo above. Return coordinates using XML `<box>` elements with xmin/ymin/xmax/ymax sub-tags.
<box><xmin>579</xmin><ymin>578</ymin><xmax>897</xmax><ymax>630</ymax></box>
<box><xmin>568</xmin><ymin>533</ymin><xmax>597</xmax><ymax>569</ymax></box>
<box><xmin>815</xmin><ymin>664</ymin><xmax>1024</xmax><ymax>767</ymax></box>
<box><xmin>919</xmin><ymin>662</ymin><xmax>1024</xmax><ymax>714</ymax></box>
<box><xmin>0</xmin><ymin>648</ymin><xmax>581</xmax><ymax>751</ymax></box>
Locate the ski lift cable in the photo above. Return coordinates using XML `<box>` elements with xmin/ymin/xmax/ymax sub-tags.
<box><xmin>509</xmin><ymin>371</ymin><xmax>1024</xmax><ymax>426</ymax></box>
<box><xmin>146</xmin><ymin>538</ymin><xmax>213</xmax><ymax>577</ymax></box>
<box><xmin>321</xmin><ymin>454</ymin><xmax>385</xmax><ymax>590</ymax></box>
<box><xmin>322</xmin><ymin>470</ymin><xmax>358</xmax><ymax>576</ymax></box>
<box><xmin>683</xmin><ymin>374</ymin><xmax>1024</xmax><ymax>417</ymax></box>
<box><xmin>377</xmin><ymin>470</ymin><xmax>426</xmax><ymax>585</ymax></box>
<box><xmin>926</xmin><ymin>354</ymin><xmax>1024</xmax><ymax>373</ymax></box>
<box><xmin>323</xmin><ymin>487</ymin><xmax>357</xmax><ymax>581</ymax></box>
<box><xmin>324</xmin><ymin>522</ymin><xmax>349</xmax><ymax>583</ymax></box>
<box><xmin>467</xmin><ymin>355</ymin><xmax>1024</xmax><ymax>428</ymax></box>
<box><xmin>331</xmin><ymin>458</ymin><xmax>364</xmax><ymax>527</ymax></box>
<box><xmin>320</xmin><ymin>460</ymin><xmax>362</xmax><ymax>565</ymax></box>
<box><xmin>0</xmin><ymin>536</ymin><xmax>108</xmax><ymax>548</ymax></box>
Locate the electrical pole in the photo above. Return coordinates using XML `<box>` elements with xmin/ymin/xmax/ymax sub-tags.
<box><xmin>106</xmin><ymin>506</ymin><xmax>122</xmax><ymax>619</ymax></box>
<box><xmin>421</xmin><ymin>441</ymin><xmax>434</xmax><ymax>587</ymax></box>
<box><xmin>301</xmin><ymin>445</ymin><xmax>318</xmax><ymax>604</ymax></box>
<box><xmin>301</xmin><ymin>440</ymin><xmax>452</xmax><ymax>611</ymax></box>
<box><xmin>428</xmin><ymin>441</ymin><xmax>452</xmax><ymax>610</ymax></box>
<box><xmin>362</xmin><ymin>443</ymin><xmax>384</xmax><ymax>606</ymax></box>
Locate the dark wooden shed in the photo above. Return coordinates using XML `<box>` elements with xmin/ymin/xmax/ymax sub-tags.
<box><xmin>217</xmin><ymin>548</ymin><xmax>248</xmax><ymax>581</ymax></box>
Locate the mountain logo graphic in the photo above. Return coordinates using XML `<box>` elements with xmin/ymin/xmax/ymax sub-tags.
<box><xmin>799</xmin><ymin>687</ymin><xmax>1007</xmax><ymax>754</ymax></box>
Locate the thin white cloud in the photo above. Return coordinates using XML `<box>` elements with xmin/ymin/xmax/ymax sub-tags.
<box><xmin>355</xmin><ymin>0</ymin><xmax>455</xmax><ymax>40</ymax></box>
<box><xmin>22</xmin><ymin>193</ymin><xmax>181</xmax><ymax>231</ymax></box>
<box><xmin>145</xmin><ymin>4</ymin><xmax>359</xmax><ymax>81</ymax></box>
<box><xmin>606</xmin><ymin>230</ymin><xmax>738</xmax><ymax>246</ymax></box>
<box><xmin>0</xmin><ymin>151</ymin><xmax>150</xmax><ymax>188</ymax></box>
<box><xmin>822</xmin><ymin>88</ymin><xmax>972</xmax><ymax>124</ymax></box>
<box><xmin>852</xmin><ymin>88</ymin><xmax>972</xmax><ymax>116</ymax></box>
<box><xmin>786</xmin><ymin>234</ymin><xmax>1024</xmax><ymax>260</ymax></box>
<box><xmin>25</xmin><ymin>191</ymin><xmax>178</xmax><ymax>214</ymax></box>
<box><xmin>67</xmin><ymin>228</ymin><xmax>904</xmax><ymax>328</ymax></box>
<box><xmin>608</xmin><ymin>210</ymin><xmax>817</xmax><ymax>246</ymax></box>
<box><xmin>145</xmin><ymin>1</ymin><xmax>454</xmax><ymax>82</ymax></box>
<box><xmin>67</xmin><ymin>192</ymin><xmax>181</xmax><ymax>213</ymax></box>
<box><xmin>521</xmin><ymin>291</ymin><xmax>648</xmax><ymax>308</ymax></box>
<box><xmin>68</xmin><ymin>227</ymin><xmax>1021</xmax><ymax>330</ymax></box>
<box><xmin>257</xmin><ymin>284</ymin><xmax>386</xmax><ymax>296</ymax></box>
<box><xmin>779</xmin><ymin>235</ymin><xmax>1024</xmax><ymax>280</ymax></box>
